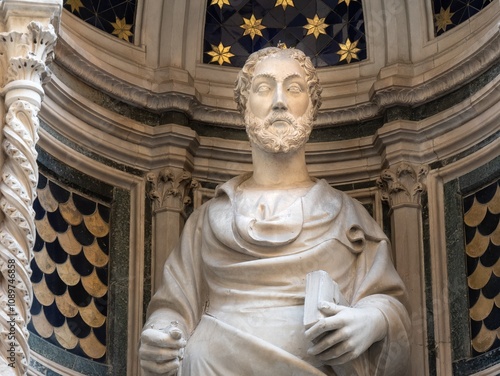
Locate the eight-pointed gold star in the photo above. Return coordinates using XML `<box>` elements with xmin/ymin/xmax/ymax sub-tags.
<box><xmin>336</xmin><ymin>38</ymin><xmax>361</xmax><ymax>63</ymax></box>
<box><xmin>111</xmin><ymin>17</ymin><xmax>133</xmax><ymax>42</ymax></box>
<box><xmin>304</xmin><ymin>15</ymin><xmax>329</xmax><ymax>39</ymax></box>
<box><xmin>275</xmin><ymin>0</ymin><xmax>295</xmax><ymax>10</ymax></box>
<box><xmin>337</xmin><ymin>0</ymin><xmax>353</xmax><ymax>5</ymax></box>
<box><xmin>65</xmin><ymin>0</ymin><xmax>84</xmax><ymax>13</ymax></box>
<box><xmin>435</xmin><ymin>6</ymin><xmax>454</xmax><ymax>33</ymax></box>
<box><xmin>211</xmin><ymin>0</ymin><xmax>231</xmax><ymax>9</ymax></box>
<box><xmin>241</xmin><ymin>15</ymin><xmax>266</xmax><ymax>40</ymax></box>
<box><xmin>207</xmin><ymin>43</ymin><xmax>235</xmax><ymax>65</ymax></box>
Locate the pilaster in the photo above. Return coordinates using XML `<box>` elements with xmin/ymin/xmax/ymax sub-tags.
<box><xmin>377</xmin><ymin>162</ymin><xmax>429</xmax><ymax>376</ymax></box>
<box><xmin>0</xmin><ymin>2</ymin><xmax>61</xmax><ymax>375</ymax></box>
<box><xmin>147</xmin><ymin>168</ymin><xmax>199</xmax><ymax>292</ymax></box>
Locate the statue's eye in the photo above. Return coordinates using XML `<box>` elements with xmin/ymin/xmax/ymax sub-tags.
<box><xmin>256</xmin><ymin>84</ymin><xmax>271</xmax><ymax>93</ymax></box>
<box><xmin>287</xmin><ymin>84</ymin><xmax>303</xmax><ymax>93</ymax></box>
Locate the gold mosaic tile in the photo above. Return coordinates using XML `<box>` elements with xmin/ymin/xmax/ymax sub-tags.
<box><xmin>56</xmin><ymin>258</ymin><xmax>80</xmax><ymax>286</ymax></box>
<box><xmin>464</xmin><ymin>198</ymin><xmax>488</xmax><ymax>227</ymax></box>
<box><xmin>59</xmin><ymin>197</ymin><xmax>83</xmax><ymax>226</ymax></box>
<box><xmin>31</xmin><ymin>312</ymin><xmax>54</xmax><ymax>338</ymax></box>
<box><xmin>468</xmin><ymin>262</ymin><xmax>492</xmax><ymax>290</ymax></box>
<box><xmin>33</xmin><ymin>245</ymin><xmax>55</xmax><ymax>274</ymax></box>
<box><xmin>83</xmin><ymin>240</ymin><xmax>109</xmax><ymax>268</ymax></box>
<box><xmin>33</xmin><ymin>276</ymin><xmax>54</xmax><ymax>306</ymax></box>
<box><xmin>472</xmin><ymin>324</ymin><xmax>497</xmax><ymax>353</ymax></box>
<box><xmin>38</xmin><ymin>186</ymin><xmax>59</xmax><ymax>212</ymax></box>
<box><xmin>80</xmin><ymin>300</ymin><xmax>106</xmax><ymax>328</ymax></box>
<box><xmin>489</xmin><ymin>184</ymin><xmax>500</xmax><ymax>214</ymax></box>
<box><xmin>491</xmin><ymin>222</ymin><xmax>500</xmax><ymax>246</ymax></box>
<box><xmin>55</xmin><ymin>291</ymin><xmax>79</xmax><ymax>318</ymax></box>
<box><xmin>469</xmin><ymin>292</ymin><xmax>494</xmax><ymax>321</ymax></box>
<box><xmin>494</xmin><ymin>258</ymin><xmax>500</xmax><ymax>278</ymax></box>
<box><xmin>58</xmin><ymin>229</ymin><xmax>83</xmax><ymax>256</ymax></box>
<box><xmin>83</xmin><ymin>210</ymin><xmax>109</xmax><ymax>238</ymax></box>
<box><xmin>79</xmin><ymin>331</ymin><xmax>106</xmax><ymax>360</ymax></box>
<box><xmin>54</xmin><ymin>322</ymin><xmax>79</xmax><ymax>350</ymax></box>
<box><xmin>81</xmin><ymin>269</ymin><xmax>107</xmax><ymax>298</ymax></box>
<box><xmin>35</xmin><ymin>215</ymin><xmax>57</xmax><ymax>243</ymax></box>
<box><xmin>466</xmin><ymin>231</ymin><xmax>489</xmax><ymax>258</ymax></box>
<box><xmin>30</xmin><ymin>175</ymin><xmax>110</xmax><ymax>362</ymax></box>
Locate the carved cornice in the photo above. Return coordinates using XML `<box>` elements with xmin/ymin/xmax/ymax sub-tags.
<box><xmin>54</xmin><ymin>28</ymin><xmax>499</xmax><ymax>128</ymax></box>
<box><xmin>372</xmin><ymin>33</ymin><xmax>500</xmax><ymax>109</ymax></box>
<box><xmin>147</xmin><ymin>168</ymin><xmax>199</xmax><ymax>214</ymax></box>
<box><xmin>377</xmin><ymin>163</ymin><xmax>429</xmax><ymax>208</ymax></box>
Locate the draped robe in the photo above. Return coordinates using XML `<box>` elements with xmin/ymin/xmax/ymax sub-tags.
<box><xmin>146</xmin><ymin>174</ymin><xmax>411</xmax><ymax>375</ymax></box>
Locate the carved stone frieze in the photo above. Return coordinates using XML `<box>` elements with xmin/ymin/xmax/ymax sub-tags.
<box><xmin>377</xmin><ymin>162</ymin><xmax>429</xmax><ymax>208</ymax></box>
<box><xmin>147</xmin><ymin>168</ymin><xmax>199</xmax><ymax>214</ymax></box>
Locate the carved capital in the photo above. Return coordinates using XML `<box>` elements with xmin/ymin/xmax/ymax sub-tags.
<box><xmin>377</xmin><ymin>163</ymin><xmax>429</xmax><ymax>208</ymax></box>
<box><xmin>0</xmin><ymin>21</ymin><xmax>56</xmax><ymax>90</ymax></box>
<box><xmin>147</xmin><ymin>168</ymin><xmax>199</xmax><ymax>213</ymax></box>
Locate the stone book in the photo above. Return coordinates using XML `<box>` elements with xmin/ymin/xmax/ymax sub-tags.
<box><xmin>303</xmin><ymin>270</ymin><xmax>346</xmax><ymax>329</ymax></box>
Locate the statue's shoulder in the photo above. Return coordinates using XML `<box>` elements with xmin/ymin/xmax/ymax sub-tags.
<box><xmin>314</xmin><ymin>179</ymin><xmax>387</xmax><ymax>242</ymax></box>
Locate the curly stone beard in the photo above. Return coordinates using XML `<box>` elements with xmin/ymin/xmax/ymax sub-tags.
<box><xmin>245</xmin><ymin>109</ymin><xmax>314</xmax><ymax>154</ymax></box>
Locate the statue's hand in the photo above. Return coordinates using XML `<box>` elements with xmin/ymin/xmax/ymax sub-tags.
<box><xmin>305</xmin><ymin>301</ymin><xmax>387</xmax><ymax>366</ymax></box>
<box><xmin>139</xmin><ymin>323</ymin><xmax>187</xmax><ymax>376</ymax></box>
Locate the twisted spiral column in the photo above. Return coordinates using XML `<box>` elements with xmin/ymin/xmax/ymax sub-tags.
<box><xmin>0</xmin><ymin>19</ymin><xmax>58</xmax><ymax>375</ymax></box>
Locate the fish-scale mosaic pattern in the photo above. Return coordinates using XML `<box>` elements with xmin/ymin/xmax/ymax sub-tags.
<box><xmin>203</xmin><ymin>0</ymin><xmax>366</xmax><ymax>67</ymax></box>
<box><xmin>29</xmin><ymin>174</ymin><xmax>110</xmax><ymax>362</ymax></box>
<box><xmin>463</xmin><ymin>179</ymin><xmax>500</xmax><ymax>356</ymax></box>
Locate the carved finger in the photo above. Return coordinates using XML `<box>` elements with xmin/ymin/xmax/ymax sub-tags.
<box><xmin>141</xmin><ymin>328</ymin><xmax>186</xmax><ymax>349</ymax></box>
<box><xmin>305</xmin><ymin>316</ymin><xmax>343</xmax><ymax>342</ymax></box>
<box><xmin>140</xmin><ymin>358</ymin><xmax>180</xmax><ymax>375</ymax></box>
<box><xmin>317</xmin><ymin>301</ymin><xmax>346</xmax><ymax>316</ymax></box>
<box><xmin>139</xmin><ymin>345</ymin><xmax>181</xmax><ymax>362</ymax></box>
<box><xmin>308</xmin><ymin>328</ymin><xmax>348</xmax><ymax>355</ymax></box>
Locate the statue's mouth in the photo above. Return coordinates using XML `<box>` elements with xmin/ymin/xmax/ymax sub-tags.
<box><xmin>271</xmin><ymin>119</ymin><xmax>291</xmax><ymax>128</ymax></box>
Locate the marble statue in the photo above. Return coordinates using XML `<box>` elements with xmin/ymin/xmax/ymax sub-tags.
<box><xmin>140</xmin><ymin>47</ymin><xmax>411</xmax><ymax>376</ymax></box>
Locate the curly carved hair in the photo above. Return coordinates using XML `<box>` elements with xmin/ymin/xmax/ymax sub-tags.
<box><xmin>234</xmin><ymin>47</ymin><xmax>322</xmax><ymax>120</ymax></box>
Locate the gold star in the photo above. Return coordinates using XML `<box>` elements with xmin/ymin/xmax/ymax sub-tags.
<box><xmin>304</xmin><ymin>15</ymin><xmax>329</xmax><ymax>39</ymax></box>
<box><xmin>336</xmin><ymin>38</ymin><xmax>361</xmax><ymax>63</ymax></box>
<box><xmin>275</xmin><ymin>0</ymin><xmax>295</xmax><ymax>10</ymax></box>
<box><xmin>211</xmin><ymin>0</ymin><xmax>231</xmax><ymax>9</ymax></box>
<box><xmin>338</xmin><ymin>0</ymin><xmax>353</xmax><ymax>5</ymax></box>
<box><xmin>240</xmin><ymin>15</ymin><xmax>266</xmax><ymax>40</ymax></box>
<box><xmin>65</xmin><ymin>0</ymin><xmax>84</xmax><ymax>13</ymax></box>
<box><xmin>206</xmin><ymin>43</ymin><xmax>235</xmax><ymax>65</ymax></box>
<box><xmin>111</xmin><ymin>17</ymin><xmax>133</xmax><ymax>42</ymax></box>
<box><xmin>435</xmin><ymin>6</ymin><xmax>454</xmax><ymax>33</ymax></box>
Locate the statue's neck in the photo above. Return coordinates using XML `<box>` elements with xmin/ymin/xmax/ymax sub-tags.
<box><xmin>246</xmin><ymin>144</ymin><xmax>313</xmax><ymax>189</ymax></box>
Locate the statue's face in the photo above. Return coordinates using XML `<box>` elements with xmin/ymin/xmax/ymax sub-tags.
<box><xmin>248</xmin><ymin>55</ymin><xmax>310</xmax><ymax>122</ymax></box>
<box><xmin>245</xmin><ymin>55</ymin><xmax>313</xmax><ymax>154</ymax></box>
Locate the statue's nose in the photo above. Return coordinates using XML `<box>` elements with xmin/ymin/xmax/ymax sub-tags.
<box><xmin>272</xmin><ymin>86</ymin><xmax>287</xmax><ymax>111</ymax></box>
